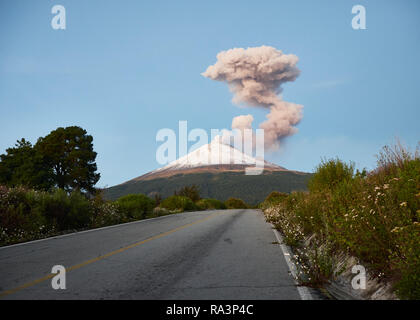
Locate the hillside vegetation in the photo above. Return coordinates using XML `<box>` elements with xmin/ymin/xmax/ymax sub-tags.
<box><xmin>104</xmin><ymin>170</ymin><xmax>312</xmax><ymax>205</ymax></box>
<box><xmin>263</xmin><ymin>142</ymin><xmax>420</xmax><ymax>299</ymax></box>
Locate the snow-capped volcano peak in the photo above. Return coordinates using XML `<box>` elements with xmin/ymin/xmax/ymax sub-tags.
<box><xmin>157</xmin><ymin>136</ymin><xmax>254</xmax><ymax>170</ymax></box>
<box><xmin>134</xmin><ymin>136</ymin><xmax>286</xmax><ymax>181</ymax></box>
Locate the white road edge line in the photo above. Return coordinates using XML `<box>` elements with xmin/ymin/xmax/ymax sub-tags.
<box><xmin>0</xmin><ymin>210</ymin><xmax>218</xmax><ymax>251</ymax></box>
<box><xmin>272</xmin><ymin>228</ymin><xmax>313</xmax><ymax>300</ymax></box>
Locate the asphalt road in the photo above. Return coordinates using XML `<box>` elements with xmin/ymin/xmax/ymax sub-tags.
<box><xmin>0</xmin><ymin>209</ymin><xmax>303</xmax><ymax>300</ymax></box>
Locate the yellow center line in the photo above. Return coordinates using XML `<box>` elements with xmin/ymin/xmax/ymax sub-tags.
<box><xmin>0</xmin><ymin>211</ymin><xmax>222</xmax><ymax>298</ymax></box>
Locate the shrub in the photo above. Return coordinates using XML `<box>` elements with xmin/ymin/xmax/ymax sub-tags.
<box><xmin>151</xmin><ymin>206</ymin><xmax>170</xmax><ymax>217</ymax></box>
<box><xmin>90</xmin><ymin>194</ymin><xmax>124</xmax><ymax>228</ymax></box>
<box><xmin>265</xmin><ymin>191</ymin><xmax>288</xmax><ymax>204</ymax></box>
<box><xmin>0</xmin><ymin>186</ymin><xmax>99</xmax><ymax>244</ymax></box>
<box><xmin>308</xmin><ymin>158</ymin><xmax>355</xmax><ymax>192</ymax></box>
<box><xmin>225</xmin><ymin>197</ymin><xmax>248</xmax><ymax>209</ymax></box>
<box><xmin>259</xmin><ymin>191</ymin><xmax>289</xmax><ymax>209</ymax></box>
<box><xmin>0</xmin><ymin>186</ymin><xmax>50</xmax><ymax>239</ymax></box>
<box><xmin>196</xmin><ymin>198</ymin><xmax>226</xmax><ymax>210</ymax></box>
<box><xmin>0</xmin><ymin>187</ymin><xmax>93</xmax><ymax>232</ymax></box>
<box><xmin>36</xmin><ymin>189</ymin><xmax>93</xmax><ymax>230</ymax></box>
<box><xmin>160</xmin><ymin>195</ymin><xmax>197</xmax><ymax>212</ymax></box>
<box><xmin>115</xmin><ymin>194</ymin><xmax>155</xmax><ymax>220</ymax></box>
<box><xmin>292</xmin><ymin>238</ymin><xmax>344</xmax><ymax>287</ymax></box>
<box><xmin>174</xmin><ymin>185</ymin><xmax>201</xmax><ymax>202</ymax></box>
<box><xmin>65</xmin><ymin>191</ymin><xmax>93</xmax><ymax>229</ymax></box>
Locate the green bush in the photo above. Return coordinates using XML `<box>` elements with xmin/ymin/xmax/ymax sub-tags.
<box><xmin>115</xmin><ymin>194</ymin><xmax>155</xmax><ymax>220</ymax></box>
<box><xmin>0</xmin><ymin>186</ymin><xmax>49</xmax><ymax>237</ymax></box>
<box><xmin>225</xmin><ymin>197</ymin><xmax>248</xmax><ymax>209</ymax></box>
<box><xmin>265</xmin><ymin>191</ymin><xmax>288</xmax><ymax>204</ymax></box>
<box><xmin>0</xmin><ymin>186</ymin><xmax>101</xmax><ymax>244</ymax></box>
<box><xmin>0</xmin><ymin>187</ymin><xmax>93</xmax><ymax>232</ymax></box>
<box><xmin>308</xmin><ymin>158</ymin><xmax>355</xmax><ymax>192</ymax></box>
<box><xmin>37</xmin><ymin>189</ymin><xmax>92</xmax><ymax>230</ymax></box>
<box><xmin>259</xmin><ymin>191</ymin><xmax>289</xmax><ymax>209</ymax></box>
<box><xmin>196</xmin><ymin>198</ymin><xmax>226</xmax><ymax>210</ymax></box>
<box><xmin>160</xmin><ymin>195</ymin><xmax>196</xmax><ymax>212</ymax></box>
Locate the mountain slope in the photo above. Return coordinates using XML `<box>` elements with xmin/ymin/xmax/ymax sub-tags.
<box><xmin>104</xmin><ymin>137</ymin><xmax>312</xmax><ymax>204</ymax></box>
<box><xmin>104</xmin><ymin>171</ymin><xmax>311</xmax><ymax>205</ymax></box>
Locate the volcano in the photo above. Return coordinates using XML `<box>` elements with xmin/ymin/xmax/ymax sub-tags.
<box><xmin>133</xmin><ymin>136</ymin><xmax>287</xmax><ymax>181</ymax></box>
<box><xmin>104</xmin><ymin>137</ymin><xmax>311</xmax><ymax>204</ymax></box>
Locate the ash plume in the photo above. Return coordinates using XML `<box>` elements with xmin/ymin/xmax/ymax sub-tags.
<box><xmin>202</xmin><ymin>46</ymin><xmax>303</xmax><ymax>150</ymax></box>
<box><xmin>232</xmin><ymin>114</ymin><xmax>253</xmax><ymax>131</ymax></box>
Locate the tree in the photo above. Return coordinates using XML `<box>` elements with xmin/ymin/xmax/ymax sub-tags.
<box><xmin>35</xmin><ymin>126</ymin><xmax>100</xmax><ymax>193</ymax></box>
<box><xmin>0</xmin><ymin>139</ymin><xmax>52</xmax><ymax>189</ymax></box>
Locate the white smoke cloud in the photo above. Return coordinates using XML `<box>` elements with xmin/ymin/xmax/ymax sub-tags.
<box><xmin>202</xmin><ymin>45</ymin><xmax>303</xmax><ymax>150</ymax></box>
<box><xmin>232</xmin><ymin>114</ymin><xmax>254</xmax><ymax>131</ymax></box>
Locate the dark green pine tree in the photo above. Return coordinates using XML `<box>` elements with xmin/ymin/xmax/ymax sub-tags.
<box><xmin>0</xmin><ymin>138</ymin><xmax>52</xmax><ymax>190</ymax></box>
<box><xmin>35</xmin><ymin>126</ymin><xmax>100</xmax><ymax>193</ymax></box>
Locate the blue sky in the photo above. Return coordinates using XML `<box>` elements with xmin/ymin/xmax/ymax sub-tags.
<box><xmin>0</xmin><ymin>0</ymin><xmax>419</xmax><ymax>187</ymax></box>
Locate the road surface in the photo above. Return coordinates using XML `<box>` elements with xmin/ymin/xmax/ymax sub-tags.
<box><xmin>0</xmin><ymin>209</ymin><xmax>304</xmax><ymax>300</ymax></box>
